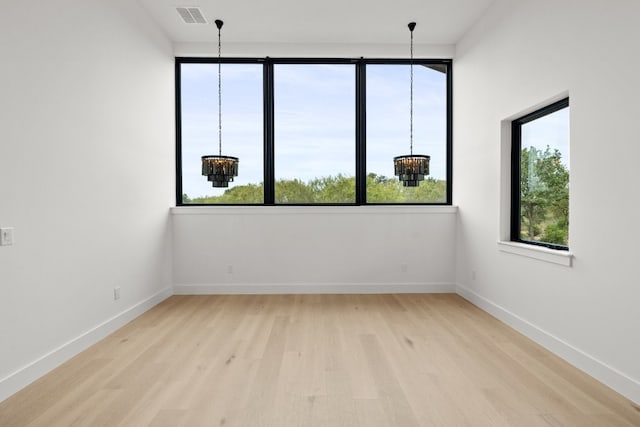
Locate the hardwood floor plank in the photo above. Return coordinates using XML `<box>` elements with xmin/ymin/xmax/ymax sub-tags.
<box><xmin>0</xmin><ymin>294</ymin><xmax>638</xmax><ymax>427</ymax></box>
<box><xmin>359</xmin><ymin>333</ymin><xmax>421</xmax><ymax>426</ymax></box>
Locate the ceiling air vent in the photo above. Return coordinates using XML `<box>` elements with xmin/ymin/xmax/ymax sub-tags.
<box><xmin>176</xmin><ymin>7</ymin><xmax>207</xmax><ymax>24</ymax></box>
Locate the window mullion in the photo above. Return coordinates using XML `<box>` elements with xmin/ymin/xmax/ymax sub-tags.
<box><xmin>510</xmin><ymin>121</ymin><xmax>522</xmax><ymax>242</ymax></box>
<box><xmin>446</xmin><ymin>64</ymin><xmax>453</xmax><ymax>204</ymax></box>
<box><xmin>263</xmin><ymin>59</ymin><xmax>275</xmax><ymax>205</ymax></box>
<box><xmin>355</xmin><ymin>60</ymin><xmax>366</xmax><ymax>204</ymax></box>
<box><xmin>175</xmin><ymin>61</ymin><xmax>184</xmax><ymax>206</ymax></box>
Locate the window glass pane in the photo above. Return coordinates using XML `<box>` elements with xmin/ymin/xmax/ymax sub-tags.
<box><xmin>366</xmin><ymin>64</ymin><xmax>447</xmax><ymax>203</ymax></box>
<box><xmin>519</xmin><ymin>106</ymin><xmax>570</xmax><ymax>246</ymax></box>
<box><xmin>274</xmin><ymin>64</ymin><xmax>355</xmax><ymax>203</ymax></box>
<box><xmin>180</xmin><ymin>63</ymin><xmax>263</xmax><ymax>204</ymax></box>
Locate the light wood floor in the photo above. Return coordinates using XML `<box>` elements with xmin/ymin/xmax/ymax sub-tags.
<box><xmin>1</xmin><ymin>294</ymin><xmax>639</xmax><ymax>426</ymax></box>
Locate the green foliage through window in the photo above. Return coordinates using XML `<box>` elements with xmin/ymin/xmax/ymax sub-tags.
<box><xmin>520</xmin><ymin>146</ymin><xmax>569</xmax><ymax>246</ymax></box>
<box><xmin>185</xmin><ymin>174</ymin><xmax>446</xmax><ymax>204</ymax></box>
<box><xmin>512</xmin><ymin>98</ymin><xmax>569</xmax><ymax>249</ymax></box>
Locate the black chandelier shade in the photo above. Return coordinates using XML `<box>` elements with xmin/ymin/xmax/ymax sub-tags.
<box><xmin>201</xmin><ymin>19</ymin><xmax>239</xmax><ymax>188</ymax></box>
<box><xmin>394</xmin><ymin>21</ymin><xmax>430</xmax><ymax>187</ymax></box>
<box><xmin>202</xmin><ymin>155</ymin><xmax>239</xmax><ymax>187</ymax></box>
<box><xmin>393</xmin><ymin>154</ymin><xmax>430</xmax><ymax>187</ymax></box>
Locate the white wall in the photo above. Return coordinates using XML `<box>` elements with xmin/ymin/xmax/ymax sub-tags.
<box><xmin>172</xmin><ymin>42</ymin><xmax>457</xmax><ymax>295</ymax></box>
<box><xmin>173</xmin><ymin>206</ymin><xmax>457</xmax><ymax>293</ymax></box>
<box><xmin>0</xmin><ymin>0</ymin><xmax>174</xmax><ymax>401</ymax></box>
<box><xmin>174</xmin><ymin>41</ymin><xmax>454</xmax><ymax>58</ymax></box>
<box><xmin>454</xmin><ymin>0</ymin><xmax>640</xmax><ymax>402</ymax></box>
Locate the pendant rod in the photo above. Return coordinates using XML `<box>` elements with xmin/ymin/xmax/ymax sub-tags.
<box><xmin>409</xmin><ymin>22</ymin><xmax>415</xmax><ymax>156</ymax></box>
<box><xmin>216</xmin><ymin>19</ymin><xmax>223</xmax><ymax>156</ymax></box>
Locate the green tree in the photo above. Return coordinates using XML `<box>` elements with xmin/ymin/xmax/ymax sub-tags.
<box><xmin>406</xmin><ymin>177</ymin><xmax>447</xmax><ymax>203</ymax></box>
<box><xmin>275</xmin><ymin>179</ymin><xmax>316</xmax><ymax>203</ymax></box>
<box><xmin>520</xmin><ymin>146</ymin><xmax>569</xmax><ymax>245</ymax></box>
<box><xmin>220</xmin><ymin>183</ymin><xmax>264</xmax><ymax>203</ymax></box>
<box><xmin>520</xmin><ymin>147</ymin><xmax>547</xmax><ymax>240</ymax></box>
<box><xmin>188</xmin><ymin>183</ymin><xmax>263</xmax><ymax>204</ymax></box>
<box><xmin>185</xmin><ymin>174</ymin><xmax>447</xmax><ymax>205</ymax></box>
<box><xmin>309</xmin><ymin>174</ymin><xmax>356</xmax><ymax>203</ymax></box>
<box><xmin>367</xmin><ymin>174</ymin><xmax>446</xmax><ymax>203</ymax></box>
<box><xmin>367</xmin><ymin>173</ymin><xmax>403</xmax><ymax>202</ymax></box>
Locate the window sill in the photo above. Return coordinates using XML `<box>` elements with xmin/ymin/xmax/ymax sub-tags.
<box><xmin>497</xmin><ymin>241</ymin><xmax>573</xmax><ymax>267</ymax></box>
<box><xmin>171</xmin><ymin>205</ymin><xmax>458</xmax><ymax>215</ymax></box>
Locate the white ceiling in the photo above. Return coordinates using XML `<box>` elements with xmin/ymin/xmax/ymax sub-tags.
<box><xmin>137</xmin><ymin>0</ymin><xmax>495</xmax><ymax>45</ymax></box>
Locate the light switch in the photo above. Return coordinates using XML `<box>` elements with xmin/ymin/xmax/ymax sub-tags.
<box><xmin>0</xmin><ymin>228</ymin><xmax>14</xmax><ymax>246</ymax></box>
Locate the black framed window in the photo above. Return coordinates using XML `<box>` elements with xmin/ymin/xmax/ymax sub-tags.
<box><xmin>177</xmin><ymin>60</ymin><xmax>264</xmax><ymax>204</ymax></box>
<box><xmin>511</xmin><ymin>98</ymin><xmax>570</xmax><ymax>250</ymax></box>
<box><xmin>366</xmin><ymin>62</ymin><xmax>448</xmax><ymax>203</ymax></box>
<box><xmin>176</xmin><ymin>57</ymin><xmax>452</xmax><ymax>205</ymax></box>
<box><xmin>273</xmin><ymin>63</ymin><xmax>356</xmax><ymax>203</ymax></box>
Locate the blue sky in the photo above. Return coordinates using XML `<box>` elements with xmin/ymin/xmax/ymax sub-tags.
<box><xmin>180</xmin><ymin>62</ymin><xmax>447</xmax><ymax>198</ymax></box>
<box><xmin>521</xmin><ymin>107</ymin><xmax>570</xmax><ymax>168</ymax></box>
<box><xmin>274</xmin><ymin>64</ymin><xmax>354</xmax><ymax>182</ymax></box>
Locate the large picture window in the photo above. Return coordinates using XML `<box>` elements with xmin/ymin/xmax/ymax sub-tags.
<box><xmin>274</xmin><ymin>63</ymin><xmax>355</xmax><ymax>203</ymax></box>
<box><xmin>178</xmin><ymin>61</ymin><xmax>264</xmax><ymax>204</ymax></box>
<box><xmin>366</xmin><ymin>63</ymin><xmax>448</xmax><ymax>203</ymax></box>
<box><xmin>511</xmin><ymin>98</ymin><xmax>570</xmax><ymax>249</ymax></box>
<box><xmin>176</xmin><ymin>58</ymin><xmax>452</xmax><ymax>205</ymax></box>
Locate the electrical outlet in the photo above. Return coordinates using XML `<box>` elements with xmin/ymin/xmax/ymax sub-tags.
<box><xmin>471</xmin><ymin>270</ymin><xmax>477</xmax><ymax>281</ymax></box>
<box><xmin>227</xmin><ymin>265</ymin><xmax>233</xmax><ymax>274</ymax></box>
<box><xmin>114</xmin><ymin>287</ymin><xmax>121</xmax><ymax>300</ymax></box>
<box><xmin>0</xmin><ymin>228</ymin><xmax>14</xmax><ymax>246</ymax></box>
<box><xmin>401</xmin><ymin>263</ymin><xmax>408</xmax><ymax>272</ymax></box>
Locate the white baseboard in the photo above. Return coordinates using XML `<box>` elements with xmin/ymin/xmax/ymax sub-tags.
<box><xmin>9</xmin><ymin>283</ymin><xmax>636</xmax><ymax>407</ymax></box>
<box><xmin>0</xmin><ymin>287</ymin><xmax>173</xmax><ymax>403</ymax></box>
<box><xmin>456</xmin><ymin>284</ymin><xmax>640</xmax><ymax>405</ymax></box>
<box><xmin>174</xmin><ymin>282</ymin><xmax>456</xmax><ymax>295</ymax></box>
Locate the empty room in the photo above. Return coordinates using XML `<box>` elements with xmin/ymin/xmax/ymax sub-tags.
<box><xmin>1</xmin><ymin>0</ymin><xmax>639</xmax><ymax>425</ymax></box>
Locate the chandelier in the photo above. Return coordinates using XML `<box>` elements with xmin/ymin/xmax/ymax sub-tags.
<box><xmin>202</xmin><ymin>19</ymin><xmax>239</xmax><ymax>187</ymax></box>
<box><xmin>394</xmin><ymin>22</ymin><xmax>430</xmax><ymax>187</ymax></box>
